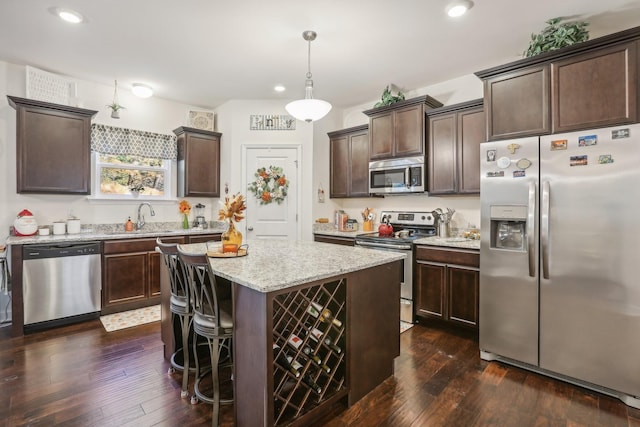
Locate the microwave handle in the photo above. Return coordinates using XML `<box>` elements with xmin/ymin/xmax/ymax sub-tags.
<box><xmin>405</xmin><ymin>166</ymin><xmax>411</xmax><ymax>188</ymax></box>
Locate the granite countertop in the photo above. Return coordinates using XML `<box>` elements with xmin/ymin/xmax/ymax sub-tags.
<box><xmin>180</xmin><ymin>239</ymin><xmax>405</xmax><ymax>293</ymax></box>
<box><xmin>414</xmin><ymin>236</ymin><xmax>480</xmax><ymax>250</ymax></box>
<box><xmin>312</xmin><ymin>223</ymin><xmax>369</xmax><ymax>238</ymax></box>
<box><xmin>5</xmin><ymin>221</ymin><xmax>227</xmax><ymax>245</ymax></box>
<box><xmin>313</xmin><ymin>223</ymin><xmax>480</xmax><ymax>250</ymax></box>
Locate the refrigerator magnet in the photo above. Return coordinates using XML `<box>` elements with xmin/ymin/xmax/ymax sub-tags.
<box><xmin>598</xmin><ymin>154</ymin><xmax>614</xmax><ymax>164</ymax></box>
<box><xmin>551</xmin><ymin>139</ymin><xmax>567</xmax><ymax>150</ymax></box>
<box><xmin>507</xmin><ymin>143</ymin><xmax>520</xmax><ymax>154</ymax></box>
<box><xmin>486</xmin><ymin>171</ymin><xmax>505</xmax><ymax>177</ymax></box>
<box><xmin>513</xmin><ymin>170</ymin><xmax>526</xmax><ymax>178</ymax></box>
<box><xmin>612</xmin><ymin>128</ymin><xmax>630</xmax><ymax>139</ymax></box>
<box><xmin>578</xmin><ymin>135</ymin><xmax>597</xmax><ymax>147</ymax></box>
<box><xmin>497</xmin><ymin>157</ymin><xmax>511</xmax><ymax>168</ymax></box>
<box><xmin>516</xmin><ymin>158</ymin><xmax>532</xmax><ymax>169</ymax></box>
<box><xmin>486</xmin><ymin>149</ymin><xmax>497</xmax><ymax>162</ymax></box>
<box><xmin>570</xmin><ymin>155</ymin><xmax>588</xmax><ymax>166</ymax></box>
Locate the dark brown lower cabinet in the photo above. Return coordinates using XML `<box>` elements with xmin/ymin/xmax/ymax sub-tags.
<box><xmin>102</xmin><ymin>235</ymin><xmax>188</xmax><ymax>315</ymax></box>
<box><xmin>415</xmin><ymin>245</ymin><xmax>479</xmax><ymax>329</ymax></box>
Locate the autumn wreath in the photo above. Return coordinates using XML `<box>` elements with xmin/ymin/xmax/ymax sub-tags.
<box><xmin>248</xmin><ymin>165</ymin><xmax>289</xmax><ymax>205</ymax></box>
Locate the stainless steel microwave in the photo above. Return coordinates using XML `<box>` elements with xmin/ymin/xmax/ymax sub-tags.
<box><xmin>369</xmin><ymin>156</ymin><xmax>425</xmax><ymax>195</ymax></box>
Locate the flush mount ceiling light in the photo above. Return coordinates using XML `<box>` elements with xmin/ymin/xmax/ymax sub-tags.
<box><xmin>274</xmin><ymin>84</ymin><xmax>286</xmax><ymax>92</ymax></box>
<box><xmin>132</xmin><ymin>83</ymin><xmax>153</xmax><ymax>98</ymax></box>
<box><xmin>446</xmin><ymin>0</ymin><xmax>474</xmax><ymax>17</ymax></box>
<box><xmin>285</xmin><ymin>30</ymin><xmax>332</xmax><ymax>123</ymax></box>
<box><xmin>55</xmin><ymin>8</ymin><xmax>84</xmax><ymax>24</ymax></box>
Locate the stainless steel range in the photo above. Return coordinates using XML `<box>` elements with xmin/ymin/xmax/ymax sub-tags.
<box><xmin>355</xmin><ymin>211</ymin><xmax>436</xmax><ymax>323</ymax></box>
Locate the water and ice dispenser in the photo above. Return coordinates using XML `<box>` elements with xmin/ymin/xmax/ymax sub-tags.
<box><xmin>490</xmin><ymin>205</ymin><xmax>528</xmax><ymax>251</ymax></box>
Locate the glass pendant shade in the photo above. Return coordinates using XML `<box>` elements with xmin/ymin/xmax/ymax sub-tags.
<box><xmin>286</xmin><ymin>98</ymin><xmax>332</xmax><ymax>122</ymax></box>
<box><xmin>286</xmin><ymin>31</ymin><xmax>332</xmax><ymax>123</ymax></box>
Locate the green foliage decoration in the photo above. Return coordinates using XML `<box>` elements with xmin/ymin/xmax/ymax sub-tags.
<box><xmin>523</xmin><ymin>17</ymin><xmax>589</xmax><ymax>58</ymax></box>
<box><xmin>373</xmin><ymin>85</ymin><xmax>405</xmax><ymax>108</ymax></box>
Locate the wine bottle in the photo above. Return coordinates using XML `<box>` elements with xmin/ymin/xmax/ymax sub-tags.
<box><xmin>301</xmin><ymin>373</ymin><xmax>322</xmax><ymax>395</ymax></box>
<box><xmin>324</xmin><ymin>336</ymin><xmax>342</xmax><ymax>354</ymax></box>
<box><xmin>302</xmin><ymin>345</ymin><xmax>322</xmax><ymax>365</ymax></box>
<box><xmin>273</xmin><ymin>344</ymin><xmax>300</xmax><ymax>377</ymax></box>
<box><xmin>307</xmin><ymin>301</ymin><xmax>343</xmax><ymax>328</ymax></box>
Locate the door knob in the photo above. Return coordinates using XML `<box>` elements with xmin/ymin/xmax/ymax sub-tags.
<box><xmin>248</xmin><ymin>226</ymin><xmax>254</xmax><ymax>231</ymax></box>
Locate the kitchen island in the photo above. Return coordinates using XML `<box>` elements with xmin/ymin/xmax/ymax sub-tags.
<box><xmin>173</xmin><ymin>239</ymin><xmax>404</xmax><ymax>427</ymax></box>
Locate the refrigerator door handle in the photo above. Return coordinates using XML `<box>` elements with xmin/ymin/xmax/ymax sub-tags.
<box><xmin>541</xmin><ymin>180</ymin><xmax>550</xmax><ymax>279</ymax></box>
<box><xmin>527</xmin><ymin>181</ymin><xmax>536</xmax><ymax>277</ymax></box>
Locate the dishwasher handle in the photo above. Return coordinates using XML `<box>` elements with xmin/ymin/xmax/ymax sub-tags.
<box><xmin>23</xmin><ymin>242</ymin><xmax>102</xmax><ymax>259</ymax></box>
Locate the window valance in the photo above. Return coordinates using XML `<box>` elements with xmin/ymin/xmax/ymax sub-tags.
<box><xmin>90</xmin><ymin>123</ymin><xmax>177</xmax><ymax>160</ymax></box>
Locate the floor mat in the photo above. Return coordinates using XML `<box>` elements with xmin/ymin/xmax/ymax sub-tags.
<box><xmin>400</xmin><ymin>321</ymin><xmax>414</xmax><ymax>334</ymax></box>
<box><xmin>100</xmin><ymin>305</ymin><xmax>160</xmax><ymax>332</ymax></box>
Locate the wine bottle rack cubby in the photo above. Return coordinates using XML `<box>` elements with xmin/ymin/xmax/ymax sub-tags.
<box><xmin>271</xmin><ymin>278</ymin><xmax>346</xmax><ymax>425</ymax></box>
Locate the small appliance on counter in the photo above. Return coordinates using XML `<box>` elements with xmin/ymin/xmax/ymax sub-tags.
<box><xmin>13</xmin><ymin>209</ymin><xmax>38</xmax><ymax>236</ymax></box>
<box><xmin>194</xmin><ymin>203</ymin><xmax>208</xmax><ymax>229</ymax></box>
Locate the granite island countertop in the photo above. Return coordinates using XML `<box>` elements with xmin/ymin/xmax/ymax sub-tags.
<box><xmin>180</xmin><ymin>239</ymin><xmax>406</xmax><ymax>293</ymax></box>
<box><xmin>5</xmin><ymin>221</ymin><xmax>227</xmax><ymax>245</ymax></box>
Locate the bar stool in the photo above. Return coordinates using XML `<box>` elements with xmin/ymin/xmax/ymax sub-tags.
<box><xmin>156</xmin><ymin>238</ymin><xmax>193</xmax><ymax>399</ymax></box>
<box><xmin>177</xmin><ymin>245</ymin><xmax>233</xmax><ymax>426</ymax></box>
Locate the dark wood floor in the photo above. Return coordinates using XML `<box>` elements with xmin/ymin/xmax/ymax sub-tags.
<box><xmin>1</xmin><ymin>320</ymin><xmax>639</xmax><ymax>427</ymax></box>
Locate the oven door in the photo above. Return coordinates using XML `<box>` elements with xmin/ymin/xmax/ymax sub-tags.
<box><xmin>355</xmin><ymin>240</ymin><xmax>414</xmax><ymax>323</ymax></box>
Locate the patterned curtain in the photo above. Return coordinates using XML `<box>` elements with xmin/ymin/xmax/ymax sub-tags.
<box><xmin>90</xmin><ymin>123</ymin><xmax>177</xmax><ymax>160</ymax></box>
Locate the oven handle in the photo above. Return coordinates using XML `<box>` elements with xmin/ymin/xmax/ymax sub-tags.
<box><xmin>355</xmin><ymin>240</ymin><xmax>413</xmax><ymax>251</ymax></box>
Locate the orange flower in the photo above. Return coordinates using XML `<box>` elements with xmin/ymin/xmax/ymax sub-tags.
<box><xmin>260</xmin><ymin>171</ymin><xmax>269</xmax><ymax>179</ymax></box>
<box><xmin>261</xmin><ymin>192</ymin><xmax>271</xmax><ymax>202</ymax></box>
<box><xmin>277</xmin><ymin>176</ymin><xmax>286</xmax><ymax>186</ymax></box>
<box><xmin>178</xmin><ymin>200</ymin><xmax>191</xmax><ymax>215</ymax></box>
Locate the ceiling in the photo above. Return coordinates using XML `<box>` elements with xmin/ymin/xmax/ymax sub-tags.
<box><xmin>1</xmin><ymin>0</ymin><xmax>639</xmax><ymax>111</ymax></box>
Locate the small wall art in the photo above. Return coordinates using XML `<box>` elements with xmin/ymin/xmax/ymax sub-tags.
<box><xmin>250</xmin><ymin>114</ymin><xmax>296</xmax><ymax>130</ymax></box>
<box><xmin>187</xmin><ymin>110</ymin><xmax>215</xmax><ymax>131</ymax></box>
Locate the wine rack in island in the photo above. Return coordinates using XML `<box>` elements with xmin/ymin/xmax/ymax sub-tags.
<box><xmin>271</xmin><ymin>278</ymin><xmax>346</xmax><ymax>425</ymax></box>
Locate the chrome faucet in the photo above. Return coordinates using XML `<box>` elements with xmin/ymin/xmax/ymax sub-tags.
<box><xmin>136</xmin><ymin>202</ymin><xmax>155</xmax><ymax>230</ymax></box>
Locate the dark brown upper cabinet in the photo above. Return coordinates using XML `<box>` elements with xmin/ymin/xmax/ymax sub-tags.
<box><xmin>173</xmin><ymin>126</ymin><xmax>221</xmax><ymax>197</ymax></box>
<box><xmin>476</xmin><ymin>26</ymin><xmax>640</xmax><ymax>141</ymax></box>
<box><xmin>328</xmin><ymin>124</ymin><xmax>370</xmax><ymax>198</ymax></box>
<box><xmin>363</xmin><ymin>95</ymin><xmax>443</xmax><ymax>160</ymax></box>
<box><xmin>8</xmin><ymin>96</ymin><xmax>98</xmax><ymax>194</ymax></box>
<box><xmin>427</xmin><ymin>99</ymin><xmax>484</xmax><ymax>195</ymax></box>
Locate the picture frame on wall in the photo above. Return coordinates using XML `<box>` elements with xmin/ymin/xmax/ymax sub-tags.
<box><xmin>187</xmin><ymin>110</ymin><xmax>215</xmax><ymax>131</ymax></box>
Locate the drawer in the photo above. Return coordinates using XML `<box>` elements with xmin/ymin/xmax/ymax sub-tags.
<box><xmin>104</xmin><ymin>236</ymin><xmax>186</xmax><ymax>255</ymax></box>
<box><xmin>415</xmin><ymin>246</ymin><xmax>479</xmax><ymax>267</ymax></box>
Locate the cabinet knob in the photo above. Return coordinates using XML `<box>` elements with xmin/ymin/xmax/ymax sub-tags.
<box><xmin>248</xmin><ymin>226</ymin><xmax>254</xmax><ymax>231</ymax></box>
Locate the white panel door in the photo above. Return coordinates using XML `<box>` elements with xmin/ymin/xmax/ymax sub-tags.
<box><xmin>243</xmin><ymin>146</ymin><xmax>299</xmax><ymax>240</ymax></box>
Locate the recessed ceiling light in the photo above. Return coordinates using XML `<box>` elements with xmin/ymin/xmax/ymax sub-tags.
<box><xmin>274</xmin><ymin>85</ymin><xmax>286</xmax><ymax>92</ymax></box>
<box><xmin>446</xmin><ymin>0</ymin><xmax>473</xmax><ymax>17</ymax></box>
<box><xmin>56</xmin><ymin>8</ymin><xmax>84</xmax><ymax>24</ymax></box>
<box><xmin>132</xmin><ymin>83</ymin><xmax>153</xmax><ymax>98</ymax></box>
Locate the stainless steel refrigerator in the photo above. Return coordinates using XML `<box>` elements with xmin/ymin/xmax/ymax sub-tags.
<box><xmin>480</xmin><ymin>123</ymin><xmax>640</xmax><ymax>409</ymax></box>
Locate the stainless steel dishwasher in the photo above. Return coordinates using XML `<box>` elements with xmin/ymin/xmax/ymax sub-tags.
<box><xmin>23</xmin><ymin>241</ymin><xmax>102</xmax><ymax>328</ymax></box>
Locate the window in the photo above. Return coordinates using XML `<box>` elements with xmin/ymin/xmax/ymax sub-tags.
<box><xmin>89</xmin><ymin>123</ymin><xmax>177</xmax><ymax>200</ymax></box>
<box><xmin>93</xmin><ymin>153</ymin><xmax>173</xmax><ymax>199</ymax></box>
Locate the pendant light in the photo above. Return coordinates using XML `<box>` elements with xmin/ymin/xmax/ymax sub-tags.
<box><xmin>285</xmin><ymin>31</ymin><xmax>332</xmax><ymax>123</ymax></box>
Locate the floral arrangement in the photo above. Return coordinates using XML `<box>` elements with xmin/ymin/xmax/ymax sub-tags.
<box><xmin>218</xmin><ymin>193</ymin><xmax>246</xmax><ymax>223</ymax></box>
<box><xmin>179</xmin><ymin>200</ymin><xmax>191</xmax><ymax>215</ymax></box>
<box><xmin>179</xmin><ymin>200</ymin><xmax>191</xmax><ymax>229</ymax></box>
<box><xmin>248</xmin><ymin>165</ymin><xmax>289</xmax><ymax>205</ymax></box>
